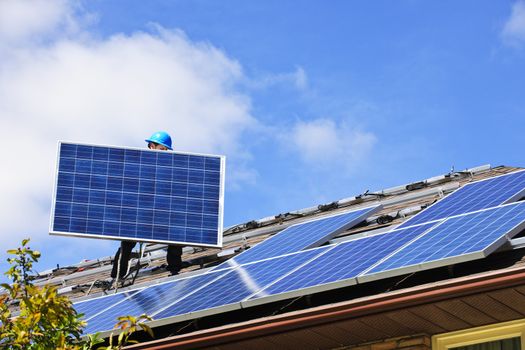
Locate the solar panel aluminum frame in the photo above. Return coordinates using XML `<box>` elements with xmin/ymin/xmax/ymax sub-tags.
<box><xmin>357</xmin><ymin>203</ymin><xmax>525</xmax><ymax>284</ymax></box>
<box><xmin>398</xmin><ymin>169</ymin><xmax>525</xmax><ymax>229</ymax></box>
<box><xmin>49</xmin><ymin>141</ymin><xmax>226</xmax><ymax>248</ymax></box>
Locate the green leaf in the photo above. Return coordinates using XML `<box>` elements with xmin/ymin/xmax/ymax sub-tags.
<box><xmin>118</xmin><ymin>331</ymin><xmax>125</xmax><ymax>344</ymax></box>
<box><xmin>139</xmin><ymin>323</ymin><xmax>155</xmax><ymax>338</ymax></box>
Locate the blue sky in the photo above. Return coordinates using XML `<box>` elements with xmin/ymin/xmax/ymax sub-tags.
<box><xmin>0</xmin><ymin>0</ymin><xmax>524</xmax><ymax>278</ymax></box>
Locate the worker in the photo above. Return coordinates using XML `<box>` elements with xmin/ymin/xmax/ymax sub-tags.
<box><xmin>110</xmin><ymin>131</ymin><xmax>183</xmax><ymax>279</ymax></box>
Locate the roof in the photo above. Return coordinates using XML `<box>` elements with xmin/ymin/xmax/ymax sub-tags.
<box><xmin>18</xmin><ymin>164</ymin><xmax>525</xmax><ymax>347</ymax></box>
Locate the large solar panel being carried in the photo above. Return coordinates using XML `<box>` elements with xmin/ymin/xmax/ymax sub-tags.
<box><xmin>214</xmin><ymin>205</ymin><xmax>382</xmax><ymax>269</ymax></box>
<box><xmin>50</xmin><ymin>142</ymin><xmax>225</xmax><ymax>247</ymax></box>
<box><xmin>398</xmin><ymin>169</ymin><xmax>525</xmax><ymax>228</ymax></box>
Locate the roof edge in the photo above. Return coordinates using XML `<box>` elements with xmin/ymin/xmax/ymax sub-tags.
<box><xmin>126</xmin><ymin>264</ymin><xmax>525</xmax><ymax>349</ymax></box>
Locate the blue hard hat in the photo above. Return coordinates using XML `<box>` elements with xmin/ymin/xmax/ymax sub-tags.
<box><xmin>145</xmin><ymin>131</ymin><xmax>173</xmax><ymax>150</ymax></box>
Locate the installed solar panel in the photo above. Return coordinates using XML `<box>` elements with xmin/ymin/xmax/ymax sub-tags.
<box><xmin>244</xmin><ymin>222</ymin><xmax>437</xmax><ymax>307</ymax></box>
<box><xmin>79</xmin><ymin>201</ymin><xmax>525</xmax><ymax>335</ymax></box>
<box><xmin>82</xmin><ymin>247</ymin><xmax>328</xmax><ymax>335</ymax></box>
<box><xmin>83</xmin><ymin>269</ymin><xmax>228</xmax><ymax>335</ymax></box>
<box><xmin>152</xmin><ymin>247</ymin><xmax>328</xmax><ymax>323</ymax></box>
<box><xmin>74</xmin><ymin>289</ymin><xmax>142</xmax><ymax>321</ymax></box>
<box><xmin>50</xmin><ymin>142</ymin><xmax>225</xmax><ymax>247</ymax></box>
<box><xmin>214</xmin><ymin>205</ymin><xmax>382</xmax><ymax>269</ymax></box>
<box><xmin>398</xmin><ymin>170</ymin><xmax>525</xmax><ymax>229</ymax></box>
<box><xmin>360</xmin><ymin>201</ymin><xmax>525</xmax><ymax>282</ymax></box>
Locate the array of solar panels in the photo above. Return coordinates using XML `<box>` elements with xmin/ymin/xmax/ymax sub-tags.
<box><xmin>75</xmin><ymin>206</ymin><xmax>382</xmax><ymax>335</ymax></box>
<box><xmin>213</xmin><ymin>206</ymin><xmax>381</xmax><ymax>269</ymax></box>
<box><xmin>50</xmin><ymin>142</ymin><xmax>225</xmax><ymax>247</ymax></box>
<box><xmin>397</xmin><ymin>170</ymin><xmax>525</xmax><ymax>228</ymax></box>
<box><xmin>75</xmin><ymin>170</ymin><xmax>525</xmax><ymax>336</ymax></box>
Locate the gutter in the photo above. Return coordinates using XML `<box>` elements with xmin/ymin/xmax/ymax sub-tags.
<box><xmin>127</xmin><ymin>265</ymin><xmax>525</xmax><ymax>349</ymax></box>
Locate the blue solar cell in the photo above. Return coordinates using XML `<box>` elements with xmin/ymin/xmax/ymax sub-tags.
<box><xmin>124</xmin><ymin>149</ymin><xmax>140</xmax><ymax>163</ymax></box>
<box><xmin>93</xmin><ymin>147</ymin><xmax>109</xmax><ymax>159</ymax></box>
<box><xmin>250</xmin><ymin>222</ymin><xmax>437</xmax><ymax>300</ymax></box>
<box><xmin>108</xmin><ymin>148</ymin><xmax>124</xmax><ymax>162</ymax></box>
<box><xmin>51</xmin><ymin>142</ymin><xmax>224</xmax><ymax>247</ymax></box>
<box><xmin>153</xmin><ymin>247</ymin><xmax>328</xmax><ymax>321</ymax></box>
<box><xmin>59</xmin><ymin>158</ymin><xmax>75</xmax><ymax>172</ymax></box>
<box><xmin>77</xmin><ymin>145</ymin><xmax>93</xmax><ymax>159</ymax></box>
<box><xmin>214</xmin><ymin>206</ymin><xmax>381</xmax><ymax>269</ymax></box>
<box><xmin>173</xmin><ymin>154</ymin><xmax>189</xmax><ymax>168</ymax></box>
<box><xmin>157</xmin><ymin>153</ymin><xmax>172</xmax><ymax>166</ymax></box>
<box><xmin>60</xmin><ymin>143</ymin><xmax>76</xmax><ymax>157</ymax></box>
<box><xmin>205</xmin><ymin>157</ymin><xmax>221</xmax><ymax>171</ymax></box>
<box><xmin>83</xmin><ymin>270</ymin><xmax>228</xmax><ymax>334</ymax></box>
<box><xmin>365</xmin><ymin>201</ymin><xmax>525</xmax><ymax>278</ymax></box>
<box><xmin>399</xmin><ymin>170</ymin><xmax>525</xmax><ymax>228</ymax></box>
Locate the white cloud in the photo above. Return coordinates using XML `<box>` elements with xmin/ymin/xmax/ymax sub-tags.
<box><xmin>502</xmin><ymin>1</ymin><xmax>525</xmax><ymax>47</ymax></box>
<box><xmin>248</xmin><ymin>66</ymin><xmax>308</xmax><ymax>90</ymax></box>
<box><xmin>0</xmin><ymin>5</ymin><xmax>256</xmax><ymax>250</ymax></box>
<box><xmin>292</xmin><ymin>67</ymin><xmax>308</xmax><ymax>90</ymax></box>
<box><xmin>0</xmin><ymin>0</ymin><xmax>80</xmax><ymax>45</ymax></box>
<box><xmin>288</xmin><ymin>118</ymin><xmax>376</xmax><ymax>169</ymax></box>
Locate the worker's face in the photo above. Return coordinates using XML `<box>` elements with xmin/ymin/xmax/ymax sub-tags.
<box><xmin>148</xmin><ymin>142</ymin><xmax>168</xmax><ymax>151</ymax></box>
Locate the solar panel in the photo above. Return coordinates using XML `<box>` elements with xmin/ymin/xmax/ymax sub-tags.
<box><xmin>50</xmin><ymin>142</ymin><xmax>225</xmax><ymax>247</ymax></box>
<box><xmin>152</xmin><ymin>247</ymin><xmax>329</xmax><ymax>323</ymax></box>
<box><xmin>82</xmin><ymin>248</ymin><xmax>328</xmax><ymax>335</ymax></box>
<box><xmin>73</xmin><ymin>289</ymin><xmax>142</xmax><ymax>321</ymax></box>
<box><xmin>83</xmin><ymin>269</ymin><xmax>228</xmax><ymax>335</ymax></box>
<box><xmin>398</xmin><ymin>170</ymin><xmax>525</xmax><ymax>229</ymax></box>
<box><xmin>214</xmin><ymin>205</ymin><xmax>382</xmax><ymax>269</ymax></box>
<box><xmin>79</xmin><ymin>201</ymin><xmax>525</xmax><ymax>335</ymax></box>
<box><xmin>244</xmin><ymin>222</ymin><xmax>437</xmax><ymax>307</ymax></box>
<box><xmin>75</xmin><ymin>167</ymin><xmax>525</xmax><ymax>336</ymax></box>
<box><xmin>360</xmin><ymin>201</ymin><xmax>525</xmax><ymax>283</ymax></box>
